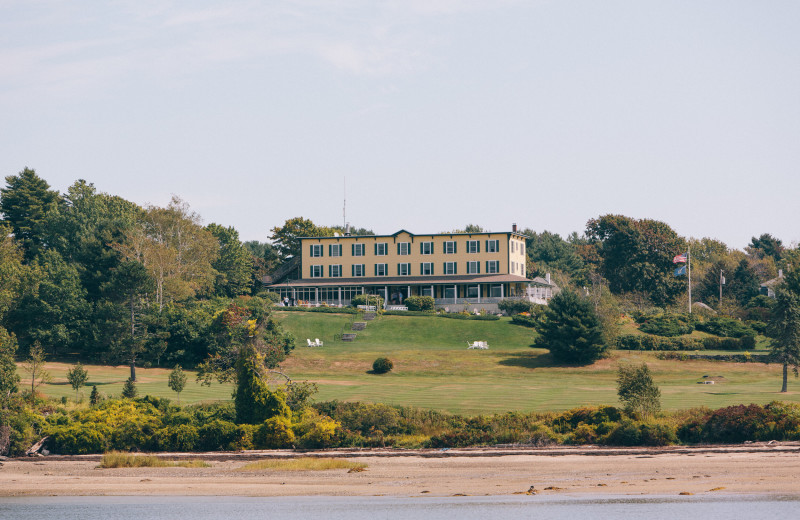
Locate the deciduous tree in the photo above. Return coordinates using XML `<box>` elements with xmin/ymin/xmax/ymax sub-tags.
<box><xmin>23</xmin><ymin>342</ymin><xmax>51</xmax><ymax>402</ymax></box>
<box><xmin>168</xmin><ymin>365</ymin><xmax>187</xmax><ymax>404</ymax></box>
<box><xmin>617</xmin><ymin>363</ymin><xmax>661</xmax><ymax>418</ymax></box>
<box><xmin>66</xmin><ymin>362</ymin><xmax>89</xmax><ymax>401</ymax></box>
<box><xmin>269</xmin><ymin>217</ymin><xmax>332</xmax><ymax>260</ymax></box>
<box><xmin>207</xmin><ymin>223</ymin><xmax>253</xmax><ymax>297</ymax></box>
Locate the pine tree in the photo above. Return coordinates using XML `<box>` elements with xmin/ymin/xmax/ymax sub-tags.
<box><xmin>768</xmin><ymin>288</ymin><xmax>800</xmax><ymax>393</ymax></box>
<box><xmin>121</xmin><ymin>377</ymin><xmax>138</xmax><ymax>399</ymax></box>
<box><xmin>89</xmin><ymin>385</ymin><xmax>100</xmax><ymax>405</ymax></box>
<box><xmin>534</xmin><ymin>289</ymin><xmax>607</xmax><ymax>364</ymax></box>
<box><xmin>0</xmin><ymin>168</ymin><xmax>61</xmax><ymax>260</ymax></box>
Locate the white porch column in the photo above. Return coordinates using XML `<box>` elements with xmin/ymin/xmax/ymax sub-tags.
<box><xmin>430</xmin><ymin>285</ymin><xmax>433</xmax><ymax>299</ymax></box>
<box><xmin>315</xmin><ymin>287</ymin><xmax>319</xmax><ymax>304</ymax></box>
<box><xmin>384</xmin><ymin>286</ymin><xmax>388</xmax><ymax>309</ymax></box>
<box><xmin>501</xmin><ymin>284</ymin><xmax>504</xmax><ymax>299</ymax></box>
<box><xmin>338</xmin><ymin>287</ymin><xmax>342</xmax><ymax>306</ymax></box>
<box><xmin>453</xmin><ymin>285</ymin><xmax>457</xmax><ymax>304</ymax></box>
<box><xmin>478</xmin><ymin>284</ymin><xmax>481</xmax><ymax>304</ymax></box>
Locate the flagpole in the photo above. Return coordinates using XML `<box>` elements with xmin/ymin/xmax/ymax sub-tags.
<box><xmin>688</xmin><ymin>246</ymin><xmax>692</xmax><ymax>314</ymax></box>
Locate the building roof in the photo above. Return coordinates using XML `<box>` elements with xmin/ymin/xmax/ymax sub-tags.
<box><xmin>267</xmin><ymin>273</ymin><xmax>534</xmax><ymax>288</ymax></box>
<box><xmin>299</xmin><ymin>229</ymin><xmax>528</xmax><ymax>240</ymax></box>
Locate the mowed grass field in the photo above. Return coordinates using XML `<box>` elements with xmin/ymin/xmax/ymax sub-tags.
<box><xmin>24</xmin><ymin>310</ymin><xmax>799</xmax><ymax>415</ymax></box>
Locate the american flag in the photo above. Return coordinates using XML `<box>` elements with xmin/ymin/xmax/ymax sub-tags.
<box><xmin>673</xmin><ymin>252</ymin><xmax>688</xmax><ymax>264</ymax></box>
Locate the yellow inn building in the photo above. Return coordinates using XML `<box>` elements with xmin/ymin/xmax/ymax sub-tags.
<box><xmin>267</xmin><ymin>226</ymin><xmax>552</xmax><ymax>310</ymax></box>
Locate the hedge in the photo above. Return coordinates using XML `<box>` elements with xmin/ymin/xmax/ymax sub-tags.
<box><xmin>616</xmin><ymin>334</ymin><xmax>755</xmax><ymax>351</ymax></box>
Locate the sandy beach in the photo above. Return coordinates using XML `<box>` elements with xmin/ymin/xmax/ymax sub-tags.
<box><xmin>2</xmin><ymin>444</ymin><xmax>800</xmax><ymax>498</ymax></box>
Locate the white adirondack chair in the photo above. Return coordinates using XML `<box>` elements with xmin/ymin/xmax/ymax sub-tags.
<box><xmin>315</xmin><ymin>338</ymin><xmax>324</xmax><ymax>347</ymax></box>
<box><xmin>307</xmin><ymin>338</ymin><xmax>314</xmax><ymax>347</ymax></box>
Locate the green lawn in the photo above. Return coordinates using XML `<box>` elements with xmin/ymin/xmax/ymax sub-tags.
<box><xmin>23</xmin><ymin>311</ymin><xmax>798</xmax><ymax>415</ymax></box>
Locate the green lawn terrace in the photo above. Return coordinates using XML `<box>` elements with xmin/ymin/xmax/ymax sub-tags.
<box><xmin>25</xmin><ymin>310</ymin><xmax>797</xmax><ymax>416</ymax></box>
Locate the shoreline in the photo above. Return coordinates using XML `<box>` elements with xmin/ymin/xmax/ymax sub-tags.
<box><xmin>3</xmin><ymin>444</ymin><xmax>800</xmax><ymax>498</ymax></box>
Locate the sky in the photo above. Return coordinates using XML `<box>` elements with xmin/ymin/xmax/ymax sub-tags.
<box><xmin>1</xmin><ymin>0</ymin><xmax>798</xmax><ymax>250</ymax></box>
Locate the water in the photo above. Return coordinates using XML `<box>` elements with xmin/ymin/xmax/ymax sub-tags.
<box><xmin>1</xmin><ymin>495</ymin><xmax>799</xmax><ymax>520</ymax></box>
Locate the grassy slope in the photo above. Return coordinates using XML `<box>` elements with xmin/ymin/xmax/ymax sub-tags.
<box><xmin>25</xmin><ymin>311</ymin><xmax>797</xmax><ymax>415</ymax></box>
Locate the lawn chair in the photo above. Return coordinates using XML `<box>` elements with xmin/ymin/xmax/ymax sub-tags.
<box><xmin>467</xmin><ymin>341</ymin><xmax>481</xmax><ymax>349</ymax></box>
<box><xmin>479</xmin><ymin>341</ymin><xmax>489</xmax><ymax>349</ymax></box>
<box><xmin>314</xmin><ymin>338</ymin><xmax>324</xmax><ymax>347</ymax></box>
<box><xmin>306</xmin><ymin>338</ymin><xmax>314</xmax><ymax>347</ymax></box>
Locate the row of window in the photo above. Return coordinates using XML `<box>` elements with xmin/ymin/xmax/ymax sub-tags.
<box><xmin>309</xmin><ymin>261</ymin><xmax>502</xmax><ymax>278</ymax></box>
<box><xmin>309</xmin><ymin>240</ymin><xmax>502</xmax><ymax>258</ymax></box>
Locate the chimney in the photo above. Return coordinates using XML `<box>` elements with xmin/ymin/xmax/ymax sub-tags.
<box><xmin>345</xmin><ymin>223</ymin><xmax>351</xmax><ymax>236</ymax></box>
<box><xmin>512</xmin><ymin>223</ymin><xmax>517</xmax><ymax>233</ymax></box>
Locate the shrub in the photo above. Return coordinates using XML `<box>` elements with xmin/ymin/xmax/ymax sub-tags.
<box><xmin>294</xmin><ymin>411</ymin><xmax>340</xmax><ymax>449</ymax></box>
<box><xmin>48</xmin><ymin>423</ymin><xmax>108</xmax><ymax>454</ymax></box>
<box><xmin>372</xmin><ymin>357</ymin><xmax>393</xmax><ymax>374</ymax></box>
<box><xmin>197</xmin><ymin>419</ymin><xmax>240</xmax><ymax>451</ymax></box>
<box><xmin>156</xmin><ymin>424</ymin><xmax>199</xmax><ymax>451</ymax></box>
<box><xmin>601</xmin><ymin>420</ymin><xmax>642</xmax><ymax>446</ymax></box>
<box><xmin>261</xmin><ymin>291</ymin><xmax>281</xmax><ymax>304</ymax></box>
<box><xmin>702</xmin><ymin>336</ymin><xmax>755</xmax><ymax>351</ymax></box>
<box><xmin>498</xmin><ymin>299</ymin><xmax>536</xmax><ymax>315</ymax></box>
<box><xmin>253</xmin><ymin>416</ymin><xmax>295</xmax><ymax>448</ymax></box>
<box><xmin>638</xmin><ymin>314</ymin><xmax>694</xmax><ymax>337</ymax></box>
<box><xmin>404</xmin><ymin>296</ymin><xmax>435</xmax><ymax>311</ymax></box>
<box><xmin>696</xmin><ymin>316</ymin><xmax>756</xmax><ymax>338</ymax></box>
<box><xmin>511</xmin><ymin>314</ymin><xmax>538</xmax><ymax>327</ymax></box>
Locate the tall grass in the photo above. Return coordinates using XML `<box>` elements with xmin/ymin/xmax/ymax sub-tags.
<box><xmin>239</xmin><ymin>457</ymin><xmax>367</xmax><ymax>471</ymax></box>
<box><xmin>99</xmin><ymin>451</ymin><xmax>210</xmax><ymax>468</ymax></box>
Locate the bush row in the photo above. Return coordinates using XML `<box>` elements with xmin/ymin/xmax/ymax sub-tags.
<box><xmin>615</xmin><ymin>334</ymin><xmax>756</xmax><ymax>351</ymax></box>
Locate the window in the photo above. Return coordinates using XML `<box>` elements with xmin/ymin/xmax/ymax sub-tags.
<box><xmin>329</xmin><ymin>265</ymin><xmax>342</xmax><ymax>277</ymax></box>
<box><xmin>421</xmin><ymin>262</ymin><xmax>433</xmax><ymax>275</ymax></box>
<box><xmin>310</xmin><ymin>265</ymin><xmax>323</xmax><ymax>278</ymax></box>
<box><xmin>352</xmin><ymin>243</ymin><xmax>365</xmax><ymax>256</ymax></box>
<box><xmin>467</xmin><ymin>240</ymin><xmax>480</xmax><ymax>253</ymax></box>
<box><xmin>397</xmin><ymin>242</ymin><xmax>410</xmax><ymax>255</ymax></box>
<box><xmin>351</xmin><ymin>264</ymin><xmax>364</xmax><ymax>277</ymax></box>
<box><xmin>467</xmin><ymin>285</ymin><xmax>479</xmax><ymax>298</ymax></box>
<box><xmin>511</xmin><ymin>241</ymin><xmax>516</xmax><ymax>254</ymax></box>
<box><xmin>329</xmin><ymin>244</ymin><xmax>342</xmax><ymax>257</ymax></box>
<box><xmin>444</xmin><ymin>241</ymin><xmax>456</xmax><ymax>254</ymax></box>
<box><xmin>310</xmin><ymin>244</ymin><xmax>323</xmax><ymax>257</ymax></box>
<box><xmin>398</xmin><ymin>263</ymin><xmax>410</xmax><ymax>276</ymax></box>
<box><xmin>490</xmin><ymin>284</ymin><xmax>503</xmax><ymax>298</ymax></box>
<box><xmin>420</xmin><ymin>241</ymin><xmax>433</xmax><ymax>255</ymax></box>
<box><xmin>443</xmin><ymin>261</ymin><xmax>456</xmax><ymax>275</ymax></box>
<box><xmin>444</xmin><ymin>286</ymin><xmax>456</xmax><ymax>299</ymax></box>
<box><xmin>511</xmin><ymin>261</ymin><xmax>516</xmax><ymax>274</ymax></box>
<box><xmin>375</xmin><ymin>243</ymin><xmax>388</xmax><ymax>256</ymax></box>
<box><xmin>467</xmin><ymin>261</ymin><xmax>480</xmax><ymax>274</ymax></box>
<box><xmin>486</xmin><ymin>260</ymin><xmax>499</xmax><ymax>274</ymax></box>
<box><xmin>486</xmin><ymin>240</ymin><xmax>499</xmax><ymax>253</ymax></box>
<box><xmin>421</xmin><ymin>286</ymin><xmax>433</xmax><ymax>297</ymax></box>
<box><xmin>375</xmin><ymin>263</ymin><xmax>387</xmax><ymax>276</ymax></box>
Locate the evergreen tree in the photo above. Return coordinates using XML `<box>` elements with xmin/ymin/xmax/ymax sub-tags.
<box><xmin>0</xmin><ymin>168</ymin><xmax>61</xmax><ymax>260</ymax></box>
<box><xmin>729</xmin><ymin>258</ymin><xmax>760</xmax><ymax>306</ymax></box>
<box><xmin>89</xmin><ymin>385</ymin><xmax>100</xmax><ymax>405</ymax></box>
<box><xmin>768</xmin><ymin>288</ymin><xmax>800</xmax><ymax>393</ymax></box>
<box><xmin>207</xmin><ymin>223</ymin><xmax>253</xmax><ymax>297</ymax></box>
<box><xmin>121</xmin><ymin>377</ymin><xmax>138</xmax><ymax>399</ymax></box>
<box><xmin>534</xmin><ymin>289</ymin><xmax>607</xmax><ymax>364</ymax></box>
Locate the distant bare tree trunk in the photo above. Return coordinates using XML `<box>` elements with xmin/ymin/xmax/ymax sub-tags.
<box><xmin>782</xmin><ymin>363</ymin><xmax>788</xmax><ymax>393</ymax></box>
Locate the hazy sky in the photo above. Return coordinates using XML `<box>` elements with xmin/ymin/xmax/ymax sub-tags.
<box><xmin>2</xmin><ymin>1</ymin><xmax>798</xmax><ymax>249</ymax></box>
